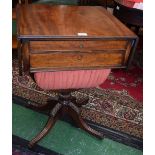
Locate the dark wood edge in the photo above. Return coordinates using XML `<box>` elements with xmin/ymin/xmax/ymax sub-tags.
<box><xmin>30</xmin><ymin>65</ymin><xmax>125</xmax><ymax>73</ymax></box>
<box><xmin>18</xmin><ymin>36</ymin><xmax>137</xmax><ymax>41</ymax></box>
<box><xmin>12</xmin><ymin>95</ymin><xmax>143</xmax><ymax>150</ymax></box>
<box><xmin>13</xmin><ymin>135</ymin><xmax>61</xmax><ymax>155</ymax></box>
<box><xmin>127</xmin><ymin>37</ymin><xmax>139</xmax><ymax>69</ymax></box>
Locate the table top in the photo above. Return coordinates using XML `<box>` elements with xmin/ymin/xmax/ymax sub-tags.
<box><xmin>16</xmin><ymin>4</ymin><xmax>135</xmax><ymax>40</ymax></box>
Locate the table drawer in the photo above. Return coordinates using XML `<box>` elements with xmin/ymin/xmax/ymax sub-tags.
<box><xmin>30</xmin><ymin>51</ymin><xmax>124</xmax><ymax>70</ymax></box>
<box><xmin>30</xmin><ymin>40</ymin><xmax>128</xmax><ymax>52</ymax></box>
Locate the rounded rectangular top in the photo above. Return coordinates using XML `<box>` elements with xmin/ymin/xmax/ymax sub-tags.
<box><xmin>16</xmin><ymin>4</ymin><xmax>136</xmax><ymax>39</ymax></box>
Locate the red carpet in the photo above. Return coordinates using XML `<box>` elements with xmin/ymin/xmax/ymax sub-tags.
<box><xmin>100</xmin><ymin>66</ymin><xmax>143</xmax><ymax>102</ymax></box>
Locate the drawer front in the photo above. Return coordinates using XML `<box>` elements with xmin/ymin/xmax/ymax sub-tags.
<box><xmin>30</xmin><ymin>51</ymin><xmax>124</xmax><ymax>70</ymax></box>
<box><xmin>30</xmin><ymin>40</ymin><xmax>127</xmax><ymax>52</ymax></box>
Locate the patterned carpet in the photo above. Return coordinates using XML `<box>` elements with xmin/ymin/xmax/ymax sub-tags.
<box><xmin>12</xmin><ymin>53</ymin><xmax>143</xmax><ymax>139</ymax></box>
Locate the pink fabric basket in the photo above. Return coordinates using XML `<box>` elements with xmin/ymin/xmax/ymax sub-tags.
<box><xmin>34</xmin><ymin>69</ymin><xmax>111</xmax><ymax>90</ymax></box>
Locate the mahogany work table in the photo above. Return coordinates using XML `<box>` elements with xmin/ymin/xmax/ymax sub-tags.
<box><xmin>16</xmin><ymin>4</ymin><xmax>138</xmax><ymax>148</ymax></box>
<box><xmin>16</xmin><ymin>4</ymin><xmax>138</xmax><ymax>74</ymax></box>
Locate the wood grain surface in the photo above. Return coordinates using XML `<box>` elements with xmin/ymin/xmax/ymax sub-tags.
<box><xmin>26</xmin><ymin>39</ymin><xmax>132</xmax><ymax>72</ymax></box>
<box><xmin>29</xmin><ymin>40</ymin><xmax>127</xmax><ymax>52</ymax></box>
<box><xmin>30</xmin><ymin>50</ymin><xmax>123</xmax><ymax>68</ymax></box>
<box><xmin>17</xmin><ymin>4</ymin><xmax>136</xmax><ymax>39</ymax></box>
